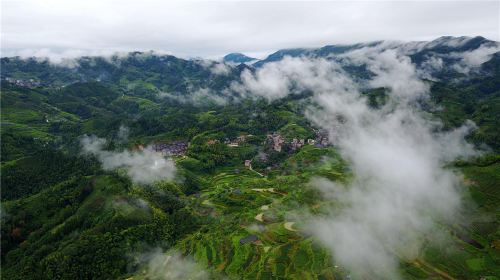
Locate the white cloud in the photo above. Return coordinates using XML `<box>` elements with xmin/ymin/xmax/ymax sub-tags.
<box><xmin>2</xmin><ymin>0</ymin><xmax>498</xmax><ymax>58</ymax></box>
<box><xmin>158</xmin><ymin>87</ymin><xmax>227</xmax><ymax>106</ymax></box>
<box><xmin>341</xmin><ymin>47</ymin><xmax>430</xmax><ymax>101</ymax></box>
<box><xmin>80</xmin><ymin>135</ymin><xmax>176</xmax><ymax>184</ymax></box>
<box><xmin>231</xmin><ymin>56</ymin><xmax>355</xmax><ymax>100</ymax></box>
<box><xmin>450</xmin><ymin>43</ymin><xmax>500</xmax><ymax>74</ymax></box>
<box><xmin>133</xmin><ymin>249</ymin><xmax>208</xmax><ymax>280</ymax></box>
<box><xmin>210</xmin><ymin>62</ymin><xmax>232</xmax><ymax>76</ymax></box>
<box><xmin>419</xmin><ymin>56</ymin><xmax>444</xmax><ymax>79</ymax></box>
<box><xmin>117</xmin><ymin>125</ymin><xmax>130</xmax><ymax>142</ymax></box>
<box><xmin>233</xmin><ymin>53</ymin><xmax>477</xmax><ymax>278</ymax></box>
<box><xmin>195</xmin><ymin>59</ymin><xmax>233</xmax><ymax>75</ymax></box>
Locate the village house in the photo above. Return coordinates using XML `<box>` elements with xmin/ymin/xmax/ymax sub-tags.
<box><xmin>239</xmin><ymin>234</ymin><xmax>258</xmax><ymax>245</ymax></box>
<box><xmin>320</xmin><ymin>138</ymin><xmax>329</xmax><ymax>146</ymax></box>
<box><xmin>226</xmin><ymin>134</ymin><xmax>252</xmax><ymax>147</ymax></box>
<box><xmin>290</xmin><ymin>138</ymin><xmax>305</xmax><ymax>150</ymax></box>
<box><xmin>267</xmin><ymin>133</ymin><xmax>285</xmax><ymax>152</ymax></box>
<box><xmin>207</xmin><ymin>139</ymin><xmax>219</xmax><ymax>145</ymax></box>
<box><xmin>314</xmin><ymin>129</ymin><xmax>330</xmax><ymax>147</ymax></box>
<box><xmin>257</xmin><ymin>151</ymin><xmax>268</xmax><ymax>162</ymax></box>
<box><xmin>227</xmin><ymin>141</ymin><xmax>239</xmax><ymax>147</ymax></box>
<box><xmin>4</xmin><ymin>77</ymin><xmax>42</xmax><ymax>88</ymax></box>
<box><xmin>236</xmin><ymin>135</ymin><xmax>247</xmax><ymax>143</ymax></box>
<box><xmin>152</xmin><ymin>141</ymin><xmax>189</xmax><ymax>156</ymax></box>
<box><xmin>244</xmin><ymin>159</ymin><xmax>252</xmax><ymax>168</ymax></box>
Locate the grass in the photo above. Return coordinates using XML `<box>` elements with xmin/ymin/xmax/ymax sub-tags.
<box><xmin>1</xmin><ymin>122</ymin><xmax>53</xmax><ymax>140</ymax></box>
<box><xmin>466</xmin><ymin>258</ymin><xmax>486</xmax><ymax>271</ymax></box>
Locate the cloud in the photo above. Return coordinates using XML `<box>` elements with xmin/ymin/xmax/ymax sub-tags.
<box><xmin>233</xmin><ymin>53</ymin><xmax>476</xmax><ymax>278</ymax></box>
<box><xmin>308</xmin><ymin>51</ymin><xmax>476</xmax><ymax>278</ymax></box>
<box><xmin>2</xmin><ymin>1</ymin><xmax>498</xmax><ymax>58</ymax></box>
<box><xmin>424</xmin><ymin>36</ymin><xmax>474</xmax><ymax>49</ymax></box>
<box><xmin>307</xmin><ymin>95</ymin><xmax>475</xmax><ymax>278</ymax></box>
<box><xmin>117</xmin><ymin>125</ymin><xmax>130</xmax><ymax>142</ymax></box>
<box><xmin>158</xmin><ymin>87</ymin><xmax>227</xmax><ymax>106</ymax></box>
<box><xmin>210</xmin><ymin>62</ymin><xmax>232</xmax><ymax>76</ymax></box>
<box><xmin>231</xmin><ymin>56</ymin><xmax>355</xmax><ymax>101</ymax></box>
<box><xmin>196</xmin><ymin>59</ymin><xmax>233</xmax><ymax>76</ymax></box>
<box><xmin>419</xmin><ymin>56</ymin><xmax>444</xmax><ymax>79</ymax></box>
<box><xmin>133</xmin><ymin>249</ymin><xmax>208</xmax><ymax>280</ymax></box>
<box><xmin>450</xmin><ymin>43</ymin><xmax>500</xmax><ymax>74</ymax></box>
<box><xmin>80</xmin><ymin>135</ymin><xmax>176</xmax><ymax>184</ymax></box>
<box><xmin>343</xmin><ymin>47</ymin><xmax>430</xmax><ymax>101</ymax></box>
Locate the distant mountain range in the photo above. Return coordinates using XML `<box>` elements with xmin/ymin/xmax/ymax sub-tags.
<box><xmin>223</xmin><ymin>53</ymin><xmax>257</xmax><ymax>64</ymax></box>
<box><xmin>1</xmin><ymin>36</ymin><xmax>499</xmax><ymax>89</ymax></box>
<box><xmin>254</xmin><ymin>36</ymin><xmax>496</xmax><ymax>64</ymax></box>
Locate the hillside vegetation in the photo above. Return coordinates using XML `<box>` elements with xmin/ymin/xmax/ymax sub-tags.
<box><xmin>1</xmin><ymin>37</ymin><xmax>499</xmax><ymax>279</ymax></box>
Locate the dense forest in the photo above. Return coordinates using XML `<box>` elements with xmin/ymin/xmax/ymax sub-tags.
<box><xmin>1</xmin><ymin>36</ymin><xmax>499</xmax><ymax>279</ymax></box>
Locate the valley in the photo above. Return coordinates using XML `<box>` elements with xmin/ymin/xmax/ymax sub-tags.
<box><xmin>1</xmin><ymin>36</ymin><xmax>500</xmax><ymax>279</ymax></box>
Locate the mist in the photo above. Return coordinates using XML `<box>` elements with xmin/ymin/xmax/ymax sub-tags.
<box><xmin>117</xmin><ymin>125</ymin><xmax>130</xmax><ymax>142</ymax></box>
<box><xmin>233</xmin><ymin>51</ymin><xmax>476</xmax><ymax>278</ymax></box>
<box><xmin>133</xmin><ymin>249</ymin><xmax>208</xmax><ymax>280</ymax></box>
<box><xmin>450</xmin><ymin>44</ymin><xmax>500</xmax><ymax>74</ymax></box>
<box><xmin>157</xmin><ymin>87</ymin><xmax>228</xmax><ymax>106</ymax></box>
<box><xmin>80</xmin><ymin>135</ymin><xmax>176</xmax><ymax>185</ymax></box>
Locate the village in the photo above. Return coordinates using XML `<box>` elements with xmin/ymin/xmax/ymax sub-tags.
<box><xmin>3</xmin><ymin>77</ymin><xmax>43</xmax><ymax>88</ymax></box>
<box><xmin>142</xmin><ymin>128</ymin><xmax>331</xmax><ymax>173</ymax></box>
<box><xmin>135</xmin><ymin>141</ymin><xmax>189</xmax><ymax>156</ymax></box>
<box><xmin>236</xmin><ymin>129</ymin><xmax>331</xmax><ymax>171</ymax></box>
<box><xmin>265</xmin><ymin>129</ymin><xmax>330</xmax><ymax>152</ymax></box>
<box><xmin>151</xmin><ymin>141</ymin><xmax>189</xmax><ymax>156</ymax></box>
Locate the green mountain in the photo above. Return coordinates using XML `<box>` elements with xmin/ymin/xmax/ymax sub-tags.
<box><xmin>1</xmin><ymin>37</ymin><xmax>499</xmax><ymax>279</ymax></box>
<box><xmin>223</xmin><ymin>53</ymin><xmax>257</xmax><ymax>64</ymax></box>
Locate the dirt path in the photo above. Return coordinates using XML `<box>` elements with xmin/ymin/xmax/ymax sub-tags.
<box><xmin>202</xmin><ymin>199</ymin><xmax>213</xmax><ymax>206</ymax></box>
<box><xmin>251</xmin><ymin>188</ymin><xmax>285</xmax><ymax>195</ymax></box>
<box><xmin>249</xmin><ymin>166</ymin><xmax>265</xmax><ymax>177</ymax></box>
<box><xmin>412</xmin><ymin>259</ymin><xmax>457</xmax><ymax>280</ymax></box>
<box><xmin>284</xmin><ymin>222</ymin><xmax>297</xmax><ymax>232</ymax></box>
<box><xmin>255</xmin><ymin>213</ymin><xmax>264</xmax><ymax>222</ymax></box>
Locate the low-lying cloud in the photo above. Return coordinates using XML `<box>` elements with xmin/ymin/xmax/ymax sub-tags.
<box><xmin>133</xmin><ymin>249</ymin><xmax>208</xmax><ymax>280</ymax></box>
<box><xmin>234</xmin><ymin>52</ymin><xmax>476</xmax><ymax>278</ymax></box>
<box><xmin>450</xmin><ymin>44</ymin><xmax>500</xmax><ymax>74</ymax></box>
<box><xmin>80</xmin><ymin>135</ymin><xmax>176</xmax><ymax>184</ymax></box>
<box><xmin>196</xmin><ymin>59</ymin><xmax>233</xmax><ymax>76</ymax></box>
<box><xmin>158</xmin><ymin>87</ymin><xmax>227</xmax><ymax>106</ymax></box>
<box><xmin>117</xmin><ymin>125</ymin><xmax>130</xmax><ymax>142</ymax></box>
<box><xmin>231</xmin><ymin>56</ymin><xmax>354</xmax><ymax>101</ymax></box>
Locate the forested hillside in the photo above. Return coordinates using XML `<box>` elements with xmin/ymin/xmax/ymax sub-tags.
<box><xmin>1</xmin><ymin>36</ymin><xmax>499</xmax><ymax>279</ymax></box>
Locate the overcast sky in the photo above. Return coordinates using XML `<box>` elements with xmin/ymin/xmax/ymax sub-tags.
<box><xmin>1</xmin><ymin>0</ymin><xmax>499</xmax><ymax>59</ymax></box>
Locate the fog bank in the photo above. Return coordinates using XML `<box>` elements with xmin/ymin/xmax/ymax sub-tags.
<box><xmin>80</xmin><ymin>135</ymin><xmax>176</xmax><ymax>185</ymax></box>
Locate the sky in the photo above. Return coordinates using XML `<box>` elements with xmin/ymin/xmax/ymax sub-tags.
<box><xmin>1</xmin><ymin>0</ymin><xmax>499</xmax><ymax>59</ymax></box>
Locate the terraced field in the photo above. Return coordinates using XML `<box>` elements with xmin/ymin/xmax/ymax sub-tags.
<box><xmin>171</xmin><ymin>152</ymin><xmax>347</xmax><ymax>279</ymax></box>
<box><xmin>171</xmin><ymin>152</ymin><xmax>500</xmax><ymax>279</ymax></box>
<box><xmin>180</xmin><ymin>173</ymin><xmax>339</xmax><ymax>279</ymax></box>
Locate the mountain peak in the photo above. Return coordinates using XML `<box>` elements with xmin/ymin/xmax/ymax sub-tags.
<box><xmin>223</xmin><ymin>53</ymin><xmax>256</xmax><ymax>64</ymax></box>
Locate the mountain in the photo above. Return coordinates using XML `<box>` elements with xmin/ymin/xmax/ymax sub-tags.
<box><xmin>1</xmin><ymin>36</ymin><xmax>500</xmax><ymax>279</ymax></box>
<box><xmin>2</xmin><ymin>36</ymin><xmax>498</xmax><ymax>88</ymax></box>
<box><xmin>253</xmin><ymin>48</ymin><xmax>313</xmax><ymax>66</ymax></box>
<box><xmin>256</xmin><ymin>36</ymin><xmax>497</xmax><ymax>62</ymax></box>
<box><xmin>1</xmin><ymin>52</ymin><xmax>242</xmax><ymax>93</ymax></box>
<box><xmin>223</xmin><ymin>53</ymin><xmax>257</xmax><ymax>64</ymax></box>
<box><xmin>255</xmin><ymin>36</ymin><xmax>500</xmax><ymax>81</ymax></box>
